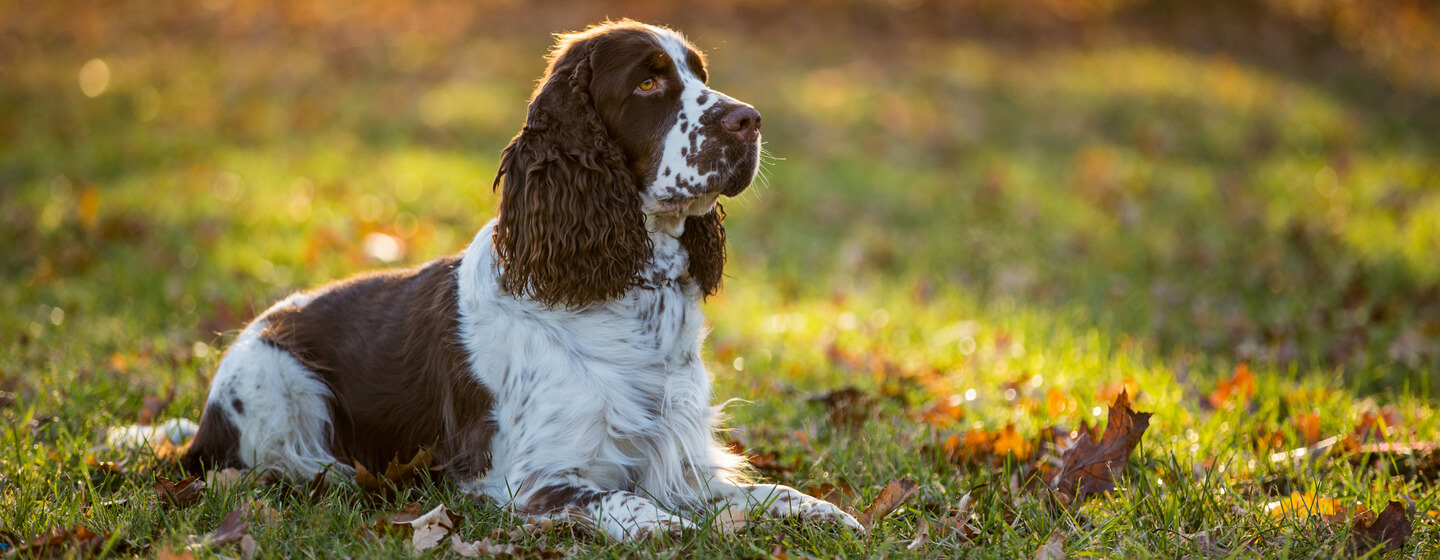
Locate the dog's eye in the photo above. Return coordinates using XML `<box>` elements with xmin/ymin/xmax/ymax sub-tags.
<box><xmin>638</xmin><ymin>78</ymin><xmax>656</xmax><ymax>92</ymax></box>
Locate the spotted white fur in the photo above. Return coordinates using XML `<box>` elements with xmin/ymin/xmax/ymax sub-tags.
<box><xmin>642</xmin><ymin>30</ymin><xmax>747</xmax><ymax>219</ymax></box>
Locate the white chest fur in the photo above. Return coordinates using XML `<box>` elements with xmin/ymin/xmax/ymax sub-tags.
<box><xmin>456</xmin><ymin>220</ymin><xmax>720</xmax><ymax>508</ymax></box>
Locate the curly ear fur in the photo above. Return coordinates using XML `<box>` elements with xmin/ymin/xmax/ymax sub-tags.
<box><xmin>493</xmin><ymin>39</ymin><xmax>651</xmax><ymax>308</ymax></box>
<box><xmin>680</xmin><ymin>204</ymin><xmax>726</xmax><ymax>297</ymax></box>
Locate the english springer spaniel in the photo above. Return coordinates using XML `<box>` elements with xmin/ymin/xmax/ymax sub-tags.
<box><xmin>180</xmin><ymin>21</ymin><xmax>862</xmax><ymax>539</ymax></box>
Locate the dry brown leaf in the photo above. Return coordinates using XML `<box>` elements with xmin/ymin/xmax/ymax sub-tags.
<box><xmin>905</xmin><ymin>517</ymin><xmax>930</xmax><ymax>550</ymax></box>
<box><xmin>212</xmin><ymin>508</ymin><xmax>250</xmax><ymax>545</ymax></box>
<box><xmin>155</xmin><ymin>474</ymin><xmax>206</xmax><ymax>509</ymax></box>
<box><xmin>769</xmin><ymin>542</ymin><xmax>790</xmax><ymax>560</ymax></box>
<box><xmin>1350</xmin><ymin>500</ymin><xmax>1414</xmax><ymax>553</ymax></box>
<box><xmin>1050</xmin><ymin>390</ymin><xmax>1151</xmax><ymax>506</ymax></box>
<box><xmin>16</xmin><ymin>526</ymin><xmax>112</xmax><ymax>558</ymax></box>
<box><xmin>857</xmin><ymin>477</ymin><xmax>918</xmax><ymax>530</ymax></box>
<box><xmin>1033</xmin><ymin>530</ymin><xmax>1065</xmax><ymax>560</ymax></box>
<box><xmin>157</xmin><ymin>549</ymin><xmax>198</xmax><ymax>560</ymax></box>
<box><xmin>355</xmin><ymin>446</ymin><xmax>436</xmax><ymax>497</ymax></box>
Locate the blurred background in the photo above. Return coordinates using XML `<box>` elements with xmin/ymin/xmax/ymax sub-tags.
<box><xmin>2</xmin><ymin>0</ymin><xmax>1438</xmax><ymax>396</ymax></box>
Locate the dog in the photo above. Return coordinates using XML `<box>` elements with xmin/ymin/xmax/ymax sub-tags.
<box><xmin>179</xmin><ymin>20</ymin><xmax>862</xmax><ymax>540</ymax></box>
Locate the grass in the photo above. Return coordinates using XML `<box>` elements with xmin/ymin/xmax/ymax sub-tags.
<box><xmin>2</xmin><ymin>0</ymin><xmax>1439</xmax><ymax>557</ymax></box>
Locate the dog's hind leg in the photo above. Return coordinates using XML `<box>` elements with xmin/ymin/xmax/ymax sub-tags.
<box><xmin>182</xmin><ymin>299</ymin><xmax>345</xmax><ymax>479</ymax></box>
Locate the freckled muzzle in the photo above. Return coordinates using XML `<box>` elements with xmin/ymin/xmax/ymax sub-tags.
<box><xmin>700</xmin><ymin>99</ymin><xmax>762</xmax><ymax>198</ymax></box>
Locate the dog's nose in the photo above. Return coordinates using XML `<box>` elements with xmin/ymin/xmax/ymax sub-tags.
<box><xmin>722</xmin><ymin>105</ymin><xmax>762</xmax><ymax>142</ymax></box>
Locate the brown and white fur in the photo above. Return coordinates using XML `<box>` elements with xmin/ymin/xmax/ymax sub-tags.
<box><xmin>177</xmin><ymin>21</ymin><xmax>861</xmax><ymax>540</ymax></box>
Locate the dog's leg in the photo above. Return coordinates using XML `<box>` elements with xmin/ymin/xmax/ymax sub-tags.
<box><xmin>510</xmin><ymin>480</ymin><xmax>697</xmax><ymax>540</ymax></box>
<box><xmin>702</xmin><ymin>480</ymin><xmax>864</xmax><ymax>531</ymax></box>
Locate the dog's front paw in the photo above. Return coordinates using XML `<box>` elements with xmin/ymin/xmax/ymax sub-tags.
<box><xmin>798</xmin><ymin>498</ymin><xmax>865</xmax><ymax>532</ymax></box>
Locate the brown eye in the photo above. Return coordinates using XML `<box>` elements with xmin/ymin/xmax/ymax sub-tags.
<box><xmin>638</xmin><ymin>78</ymin><xmax>656</xmax><ymax>92</ymax></box>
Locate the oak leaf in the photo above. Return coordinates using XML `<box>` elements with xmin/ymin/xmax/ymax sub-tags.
<box><xmin>1050</xmin><ymin>390</ymin><xmax>1150</xmax><ymax>506</ymax></box>
<box><xmin>857</xmin><ymin>477</ymin><xmax>918</xmax><ymax>530</ymax></box>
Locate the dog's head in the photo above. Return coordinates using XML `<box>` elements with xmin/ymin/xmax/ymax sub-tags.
<box><xmin>493</xmin><ymin>20</ymin><xmax>761</xmax><ymax>308</ymax></box>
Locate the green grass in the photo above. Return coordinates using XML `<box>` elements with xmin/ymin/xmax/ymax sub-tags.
<box><xmin>2</xmin><ymin>1</ymin><xmax>1439</xmax><ymax>557</ymax></box>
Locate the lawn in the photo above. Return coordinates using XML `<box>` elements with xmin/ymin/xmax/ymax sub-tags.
<box><xmin>2</xmin><ymin>0</ymin><xmax>1438</xmax><ymax>557</ymax></box>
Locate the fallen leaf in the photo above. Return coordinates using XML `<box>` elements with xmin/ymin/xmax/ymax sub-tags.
<box><xmin>933</xmin><ymin>488</ymin><xmax>982</xmax><ymax>540</ymax></box>
<box><xmin>212</xmin><ymin>508</ymin><xmax>249</xmax><ymax>545</ymax></box>
<box><xmin>16</xmin><ymin>526</ymin><xmax>112</xmax><ymax>558</ymax></box>
<box><xmin>769</xmin><ymin>542</ymin><xmax>790</xmax><ymax>560</ymax></box>
<box><xmin>919</xmin><ymin>396</ymin><xmax>965</xmax><ymax>427</ymax></box>
<box><xmin>155</xmin><ymin>474</ymin><xmax>206</xmax><ymax>509</ymax></box>
<box><xmin>1207</xmin><ymin>363</ymin><xmax>1255</xmax><ymax>409</ymax></box>
<box><xmin>85</xmin><ymin>455</ymin><xmax>127</xmax><ymax>475</ymax></box>
<box><xmin>905</xmin><ymin>517</ymin><xmax>930</xmax><ymax>550</ymax></box>
<box><xmin>1033</xmin><ymin>530</ymin><xmax>1065</xmax><ymax>560</ymax></box>
<box><xmin>396</xmin><ymin>504</ymin><xmax>462</xmax><ymax>554</ymax></box>
<box><xmin>1293</xmin><ymin>411</ymin><xmax>1322</xmax><ymax>446</ymax></box>
<box><xmin>992</xmin><ymin>424</ymin><xmax>1033</xmax><ymax>459</ymax></box>
<box><xmin>1050</xmin><ymin>390</ymin><xmax>1151</xmax><ymax>506</ymax></box>
<box><xmin>1265</xmin><ymin>492</ymin><xmax>1366</xmax><ymax>523</ymax></box>
<box><xmin>1349</xmin><ymin>500</ymin><xmax>1413</xmax><ymax>553</ymax></box>
<box><xmin>857</xmin><ymin>477</ymin><xmax>918</xmax><ymax>530</ymax></box>
<box><xmin>354</xmin><ymin>445</ymin><xmax>436</xmax><ymax>497</ymax></box>
<box><xmin>157</xmin><ymin>549</ymin><xmax>198</xmax><ymax>560</ymax></box>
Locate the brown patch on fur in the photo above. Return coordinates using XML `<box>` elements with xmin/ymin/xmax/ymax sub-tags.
<box><xmin>524</xmin><ymin>484</ymin><xmax>604</xmax><ymax>515</ymax></box>
<box><xmin>181</xmin><ymin>402</ymin><xmax>243</xmax><ymax>474</ymax></box>
<box><xmin>680</xmin><ymin>204</ymin><xmax>727</xmax><ymax>297</ymax></box>
<box><xmin>251</xmin><ymin>256</ymin><xmax>496</xmax><ymax>478</ymax></box>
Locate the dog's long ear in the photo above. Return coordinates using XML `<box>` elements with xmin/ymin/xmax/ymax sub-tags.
<box><xmin>680</xmin><ymin>203</ymin><xmax>725</xmax><ymax>298</ymax></box>
<box><xmin>493</xmin><ymin>39</ymin><xmax>650</xmax><ymax>308</ymax></box>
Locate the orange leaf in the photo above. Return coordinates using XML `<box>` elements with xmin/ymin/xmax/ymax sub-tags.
<box><xmin>920</xmin><ymin>395</ymin><xmax>965</xmax><ymax>427</ymax></box>
<box><xmin>1207</xmin><ymin>363</ymin><xmax>1255</xmax><ymax>409</ymax></box>
<box><xmin>993</xmin><ymin>424</ymin><xmax>1033</xmax><ymax>459</ymax></box>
